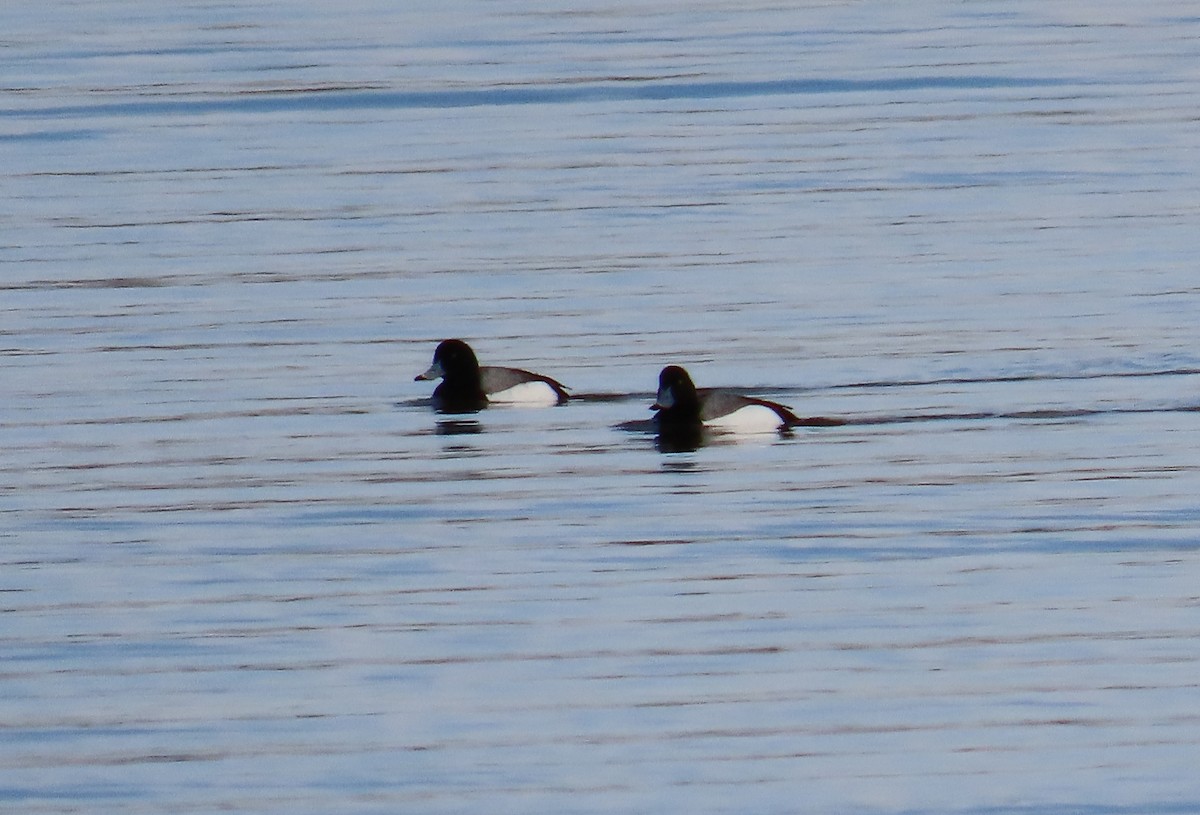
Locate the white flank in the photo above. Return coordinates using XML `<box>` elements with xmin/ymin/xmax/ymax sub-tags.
<box><xmin>704</xmin><ymin>404</ymin><xmax>784</xmax><ymax>433</ymax></box>
<box><xmin>487</xmin><ymin>381</ymin><xmax>562</xmax><ymax>405</ymax></box>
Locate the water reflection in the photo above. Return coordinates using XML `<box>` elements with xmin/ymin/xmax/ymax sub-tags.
<box><xmin>435</xmin><ymin>418</ymin><xmax>482</xmax><ymax>436</ymax></box>
<box><xmin>618</xmin><ymin>415</ymin><xmax>803</xmax><ymax>453</ymax></box>
<box><xmin>655</xmin><ymin>424</ymin><xmax>706</xmax><ymax>454</ymax></box>
<box><xmin>659</xmin><ymin>455</ymin><xmax>701</xmax><ymax>474</ymax></box>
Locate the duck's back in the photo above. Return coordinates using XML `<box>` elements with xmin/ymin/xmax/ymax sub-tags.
<box><xmin>480</xmin><ymin>366</ymin><xmax>568</xmax><ymax>405</ymax></box>
<box><xmin>698</xmin><ymin>389</ymin><xmax>799</xmax><ymax>431</ymax></box>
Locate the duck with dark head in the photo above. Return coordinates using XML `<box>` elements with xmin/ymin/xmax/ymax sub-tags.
<box><xmin>416</xmin><ymin>339</ymin><xmax>569</xmax><ymax>414</ymax></box>
<box><xmin>652</xmin><ymin>364</ymin><xmax>803</xmax><ymax>432</ymax></box>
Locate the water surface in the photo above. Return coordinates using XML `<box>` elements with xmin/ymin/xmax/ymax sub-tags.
<box><xmin>3</xmin><ymin>2</ymin><xmax>1199</xmax><ymax>813</ymax></box>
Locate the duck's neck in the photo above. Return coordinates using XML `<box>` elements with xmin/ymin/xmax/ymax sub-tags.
<box><xmin>434</xmin><ymin>373</ymin><xmax>487</xmax><ymax>412</ymax></box>
<box><xmin>658</xmin><ymin>391</ymin><xmax>702</xmax><ymax>424</ymax></box>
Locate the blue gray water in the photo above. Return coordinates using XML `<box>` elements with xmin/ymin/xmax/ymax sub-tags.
<box><xmin>3</xmin><ymin>2</ymin><xmax>1199</xmax><ymax>813</ymax></box>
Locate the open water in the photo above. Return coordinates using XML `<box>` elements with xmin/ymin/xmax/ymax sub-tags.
<box><xmin>3</xmin><ymin>2</ymin><xmax>1199</xmax><ymax>813</ymax></box>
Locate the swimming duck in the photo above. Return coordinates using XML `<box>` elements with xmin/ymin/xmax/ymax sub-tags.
<box><xmin>652</xmin><ymin>365</ymin><xmax>803</xmax><ymax>432</ymax></box>
<box><xmin>415</xmin><ymin>339</ymin><xmax>569</xmax><ymax>413</ymax></box>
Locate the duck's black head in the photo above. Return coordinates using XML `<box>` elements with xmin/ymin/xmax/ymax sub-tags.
<box><xmin>653</xmin><ymin>365</ymin><xmax>701</xmax><ymax>421</ymax></box>
<box><xmin>415</xmin><ymin>339</ymin><xmax>486</xmax><ymax>413</ymax></box>
<box><xmin>416</xmin><ymin>339</ymin><xmax>480</xmax><ymax>384</ymax></box>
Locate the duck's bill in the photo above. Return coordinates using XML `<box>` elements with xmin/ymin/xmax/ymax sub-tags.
<box><xmin>652</xmin><ymin>387</ymin><xmax>674</xmax><ymax>410</ymax></box>
<box><xmin>414</xmin><ymin>361</ymin><xmax>443</xmax><ymax>382</ymax></box>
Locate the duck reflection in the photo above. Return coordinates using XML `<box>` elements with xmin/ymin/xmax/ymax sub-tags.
<box><xmin>654</xmin><ymin>423</ymin><xmax>706</xmax><ymax>453</ymax></box>
<box><xmin>435</xmin><ymin>418</ymin><xmax>483</xmax><ymax>436</ymax></box>
<box><xmin>614</xmin><ymin>416</ymin><xmax>710</xmax><ymax>453</ymax></box>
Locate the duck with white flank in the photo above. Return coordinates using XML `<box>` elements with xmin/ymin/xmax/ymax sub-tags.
<box><xmin>415</xmin><ymin>339</ymin><xmax>569</xmax><ymax>413</ymax></box>
<box><xmin>652</xmin><ymin>365</ymin><xmax>805</xmax><ymax>433</ymax></box>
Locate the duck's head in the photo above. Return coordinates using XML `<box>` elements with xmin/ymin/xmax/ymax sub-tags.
<box><xmin>416</xmin><ymin>339</ymin><xmax>480</xmax><ymax>382</ymax></box>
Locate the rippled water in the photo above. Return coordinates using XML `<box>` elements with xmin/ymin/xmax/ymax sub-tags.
<box><xmin>4</xmin><ymin>2</ymin><xmax>1200</xmax><ymax>813</ymax></box>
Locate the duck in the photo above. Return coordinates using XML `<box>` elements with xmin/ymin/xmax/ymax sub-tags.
<box><xmin>415</xmin><ymin>339</ymin><xmax>569</xmax><ymax>413</ymax></box>
<box><xmin>652</xmin><ymin>364</ymin><xmax>805</xmax><ymax>433</ymax></box>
